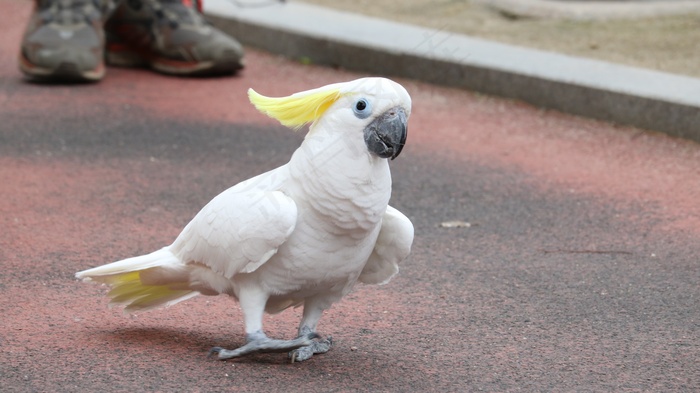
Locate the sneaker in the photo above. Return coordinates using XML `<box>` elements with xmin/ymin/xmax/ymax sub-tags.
<box><xmin>105</xmin><ymin>0</ymin><xmax>244</xmax><ymax>76</ymax></box>
<box><xmin>19</xmin><ymin>0</ymin><xmax>115</xmax><ymax>82</ymax></box>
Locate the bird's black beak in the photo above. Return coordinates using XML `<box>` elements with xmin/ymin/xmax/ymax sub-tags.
<box><xmin>363</xmin><ymin>106</ymin><xmax>408</xmax><ymax>160</ymax></box>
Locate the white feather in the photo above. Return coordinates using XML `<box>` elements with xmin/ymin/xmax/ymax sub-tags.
<box><xmin>359</xmin><ymin>206</ymin><xmax>414</xmax><ymax>285</ymax></box>
<box><xmin>75</xmin><ymin>247</ymin><xmax>179</xmax><ymax>281</ymax></box>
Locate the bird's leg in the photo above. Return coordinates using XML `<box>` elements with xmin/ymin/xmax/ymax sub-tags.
<box><xmin>210</xmin><ymin>289</ymin><xmax>317</xmax><ymax>361</ymax></box>
<box><xmin>288</xmin><ymin>299</ymin><xmax>333</xmax><ymax>362</ymax></box>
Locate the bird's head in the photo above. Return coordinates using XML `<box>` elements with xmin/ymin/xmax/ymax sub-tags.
<box><xmin>249</xmin><ymin>77</ymin><xmax>411</xmax><ymax>160</ymax></box>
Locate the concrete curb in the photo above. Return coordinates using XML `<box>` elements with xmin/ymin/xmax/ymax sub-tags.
<box><xmin>205</xmin><ymin>0</ymin><xmax>700</xmax><ymax>142</ymax></box>
<box><xmin>473</xmin><ymin>0</ymin><xmax>700</xmax><ymax>21</ymax></box>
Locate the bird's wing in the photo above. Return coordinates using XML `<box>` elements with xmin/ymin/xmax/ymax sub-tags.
<box><xmin>171</xmin><ymin>180</ymin><xmax>297</xmax><ymax>279</ymax></box>
<box><xmin>359</xmin><ymin>205</ymin><xmax>414</xmax><ymax>285</ymax></box>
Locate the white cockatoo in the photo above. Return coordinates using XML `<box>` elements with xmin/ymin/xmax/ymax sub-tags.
<box><xmin>76</xmin><ymin>77</ymin><xmax>414</xmax><ymax>362</ymax></box>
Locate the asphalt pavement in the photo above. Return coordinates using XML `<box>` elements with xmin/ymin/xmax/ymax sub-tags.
<box><xmin>1</xmin><ymin>0</ymin><xmax>699</xmax><ymax>392</ymax></box>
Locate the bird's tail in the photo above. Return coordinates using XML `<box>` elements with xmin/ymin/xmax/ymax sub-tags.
<box><xmin>75</xmin><ymin>247</ymin><xmax>199</xmax><ymax>313</ymax></box>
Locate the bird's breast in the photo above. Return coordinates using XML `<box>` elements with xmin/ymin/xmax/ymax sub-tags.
<box><xmin>288</xmin><ymin>150</ymin><xmax>392</xmax><ymax>234</ymax></box>
<box><xmin>253</xmin><ymin>217</ymin><xmax>382</xmax><ymax>297</ymax></box>
<box><xmin>250</xmin><ymin>151</ymin><xmax>391</xmax><ymax>296</ymax></box>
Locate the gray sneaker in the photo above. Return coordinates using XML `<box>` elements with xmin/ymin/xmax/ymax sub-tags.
<box><xmin>105</xmin><ymin>0</ymin><xmax>244</xmax><ymax>76</ymax></box>
<box><xmin>19</xmin><ymin>0</ymin><xmax>115</xmax><ymax>82</ymax></box>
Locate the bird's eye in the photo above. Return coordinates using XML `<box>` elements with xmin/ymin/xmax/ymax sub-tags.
<box><xmin>353</xmin><ymin>98</ymin><xmax>371</xmax><ymax>119</ymax></box>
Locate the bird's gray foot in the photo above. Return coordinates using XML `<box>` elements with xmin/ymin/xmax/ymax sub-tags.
<box><xmin>288</xmin><ymin>335</ymin><xmax>333</xmax><ymax>362</ymax></box>
<box><xmin>210</xmin><ymin>332</ymin><xmax>319</xmax><ymax>360</ymax></box>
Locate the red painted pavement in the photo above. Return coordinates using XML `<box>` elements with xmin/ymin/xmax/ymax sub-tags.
<box><xmin>1</xmin><ymin>0</ymin><xmax>698</xmax><ymax>391</ymax></box>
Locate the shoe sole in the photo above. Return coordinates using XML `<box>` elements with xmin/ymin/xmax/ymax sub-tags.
<box><xmin>19</xmin><ymin>53</ymin><xmax>105</xmax><ymax>82</ymax></box>
<box><xmin>106</xmin><ymin>43</ymin><xmax>243</xmax><ymax>76</ymax></box>
<box><xmin>151</xmin><ymin>56</ymin><xmax>244</xmax><ymax>76</ymax></box>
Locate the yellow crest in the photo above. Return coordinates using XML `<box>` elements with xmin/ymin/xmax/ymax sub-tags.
<box><xmin>248</xmin><ymin>87</ymin><xmax>342</xmax><ymax>129</ymax></box>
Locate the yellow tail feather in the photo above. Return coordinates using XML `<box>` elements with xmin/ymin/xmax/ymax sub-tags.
<box><xmin>103</xmin><ymin>271</ymin><xmax>196</xmax><ymax>313</ymax></box>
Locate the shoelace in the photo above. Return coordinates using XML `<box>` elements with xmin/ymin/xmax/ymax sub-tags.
<box><xmin>39</xmin><ymin>0</ymin><xmax>111</xmax><ymax>25</ymax></box>
<box><xmin>126</xmin><ymin>0</ymin><xmax>202</xmax><ymax>29</ymax></box>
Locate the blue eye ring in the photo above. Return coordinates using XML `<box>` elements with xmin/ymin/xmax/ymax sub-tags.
<box><xmin>353</xmin><ymin>98</ymin><xmax>372</xmax><ymax>119</ymax></box>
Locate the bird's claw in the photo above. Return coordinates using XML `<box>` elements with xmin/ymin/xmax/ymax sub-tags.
<box><xmin>289</xmin><ymin>335</ymin><xmax>333</xmax><ymax>363</ymax></box>
<box><xmin>208</xmin><ymin>346</ymin><xmax>224</xmax><ymax>359</ymax></box>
